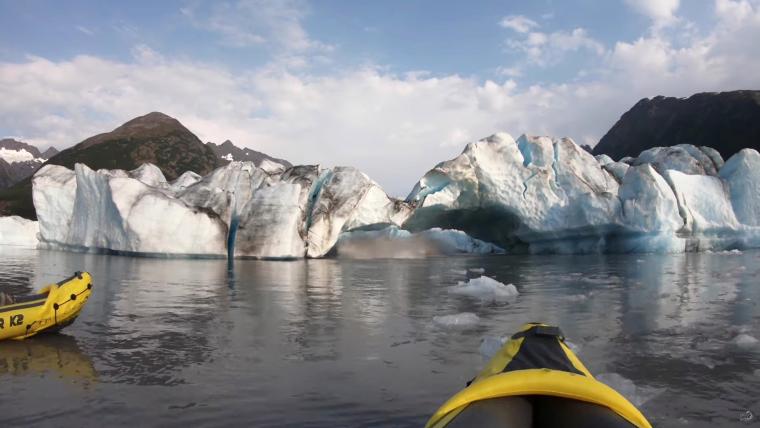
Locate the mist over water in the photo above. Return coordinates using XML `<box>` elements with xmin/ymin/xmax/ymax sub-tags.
<box><xmin>0</xmin><ymin>247</ymin><xmax>759</xmax><ymax>427</ymax></box>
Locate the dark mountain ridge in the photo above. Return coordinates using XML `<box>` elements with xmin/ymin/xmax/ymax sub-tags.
<box><xmin>593</xmin><ymin>90</ymin><xmax>760</xmax><ymax>161</ymax></box>
<box><xmin>207</xmin><ymin>139</ymin><xmax>292</xmax><ymax>168</ymax></box>
<box><xmin>0</xmin><ymin>139</ymin><xmax>57</xmax><ymax>189</ymax></box>
<box><xmin>47</xmin><ymin>112</ymin><xmax>222</xmax><ymax>180</ymax></box>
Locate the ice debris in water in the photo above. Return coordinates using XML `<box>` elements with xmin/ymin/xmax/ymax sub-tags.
<box><xmin>480</xmin><ymin>336</ymin><xmax>508</xmax><ymax>361</ymax></box>
<box><xmin>468</xmin><ymin>267</ymin><xmax>486</xmax><ymax>274</ymax></box>
<box><xmin>565</xmin><ymin>340</ymin><xmax>582</xmax><ymax>354</ymax></box>
<box><xmin>448</xmin><ymin>276</ymin><xmax>519</xmax><ymax>303</ymax></box>
<box><xmin>564</xmin><ymin>293</ymin><xmax>592</xmax><ymax>302</ymax></box>
<box><xmin>595</xmin><ymin>373</ymin><xmax>664</xmax><ymax>407</ymax></box>
<box><xmin>740</xmin><ymin>410</ymin><xmax>754</xmax><ymax>424</ymax></box>
<box><xmin>432</xmin><ymin>312</ymin><xmax>480</xmax><ymax>329</ymax></box>
<box><xmin>707</xmin><ymin>249</ymin><xmax>743</xmax><ymax>255</ymax></box>
<box><xmin>451</xmin><ymin>269</ymin><xmax>468</xmax><ymax>275</ymax></box>
<box><xmin>732</xmin><ymin>333</ymin><xmax>759</xmax><ymax>348</ymax></box>
<box><xmin>754</xmin><ymin>368</ymin><xmax>760</xmax><ymax>377</ymax></box>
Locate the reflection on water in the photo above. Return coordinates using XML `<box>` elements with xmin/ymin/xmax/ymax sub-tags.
<box><xmin>0</xmin><ymin>247</ymin><xmax>758</xmax><ymax>427</ymax></box>
<box><xmin>0</xmin><ymin>334</ymin><xmax>97</xmax><ymax>382</ymax></box>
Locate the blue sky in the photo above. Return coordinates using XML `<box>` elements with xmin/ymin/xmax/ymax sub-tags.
<box><xmin>1</xmin><ymin>0</ymin><xmax>759</xmax><ymax>194</ymax></box>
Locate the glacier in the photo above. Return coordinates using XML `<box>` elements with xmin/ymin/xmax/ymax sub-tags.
<box><xmin>3</xmin><ymin>131</ymin><xmax>760</xmax><ymax>257</ymax></box>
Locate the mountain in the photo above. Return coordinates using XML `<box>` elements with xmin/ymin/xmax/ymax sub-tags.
<box><xmin>47</xmin><ymin>112</ymin><xmax>222</xmax><ymax>180</ymax></box>
<box><xmin>0</xmin><ymin>139</ymin><xmax>53</xmax><ymax>189</ymax></box>
<box><xmin>0</xmin><ymin>112</ymin><xmax>223</xmax><ymax>219</ymax></box>
<box><xmin>593</xmin><ymin>90</ymin><xmax>760</xmax><ymax>161</ymax></box>
<box><xmin>41</xmin><ymin>147</ymin><xmax>59</xmax><ymax>158</ymax></box>
<box><xmin>207</xmin><ymin>140</ymin><xmax>291</xmax><ymax>168</ymax></box>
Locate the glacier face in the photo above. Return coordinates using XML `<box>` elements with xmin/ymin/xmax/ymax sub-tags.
<box><xmin>7</xmin><ymin>132</ymin><xmax>760</xmax><ymax>257</ymax></box>
<box><xmin>406</xmin><ymin>133</ymin><xmax>760</xmax><ymax>253</ymax></box>
<box><xmin>0</xmin><ymin>216</ymin><xmax>38</xmax><ymax>247</ymax></box>
<box><xmin>29</xmin><ymin>161</ymin><xmax>412</xmax><ymax>258</ymax></box>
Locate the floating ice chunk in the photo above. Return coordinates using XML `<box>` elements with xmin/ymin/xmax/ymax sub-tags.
<box><xmin>732</xmin><ymin>333</ymin><xmax>759</xmax><ymax>348</ymax></box>
<box><xmin>432</xmin><ymin>312</ymin><xmax>480</xmax><ymax>329</ymax></box>
<box><xmin>480</xmin><ymin>336</ymin><xmax>507</xmax><ymax>360</ymax></box>
<box><xmin>335</xmin><ymin>226</ymin><xmax>503</xmax><ymax>258</ymax></box>
<box><xmin>753</xmin><ymin>369</ymin><xmax>760</xmax><ymax>377</ymax></box>
<box><xmin>707</xmin><ymin>249</ymin><xmax>743</xmax><ymax>255</ymax></box>
<box><xmin>448</xmin><ymin>276</ymin><xmax>518</xmax><ymax>303</ymax></box>
<box><xmin>740</xmin><ymin>410</ymin><xmax>754</xmax><ymax>424</ymax></box>
<box><xmin>596</xmin><ymin>373</ymin><xmax>664</xmax><ymax>407</ymax></box>
<box><xmin>468</xmin><ymin>267</ymin><xmax>485</xmax><ymax>274</ymax></box>
<box><xmin>564</xmin><ymin>293</ymin><xmax>592</xmax><ymax>302</ymax></box>
<box><xmin>451</xmin><ymin>269</ymin><xmax>468</xmax><ymax>275</ymax></box>
<box><xmin>0</xmin><ymin>216</ymin><xmax>38</xmax><ymax>247</ymax></box>
<box><xmin>564</xmin><ymin>340</ymin><xmax>581</xmax><ymax>354</ymax></box>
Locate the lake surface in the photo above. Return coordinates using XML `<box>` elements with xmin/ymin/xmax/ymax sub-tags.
<box><xmin>0</xmin><ymin>247</ymin><xmax>759</xmax><ymax>427</ymax></box>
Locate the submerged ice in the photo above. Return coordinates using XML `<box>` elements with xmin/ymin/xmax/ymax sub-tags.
<box><xmin>6</xmin><ymin>131</ymin><xmax>760</xmax><ymax>257</ymax></box>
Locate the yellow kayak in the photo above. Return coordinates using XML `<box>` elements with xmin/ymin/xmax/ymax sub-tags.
<box><xmin>426</xmin><ymin>322</ymin><xmax>652</xmax><ymax>428</ymax></box>
<box><xmin>0</xmin><ymin>271</ymin><xmax>93</xmax><ymax>341</ymax></box>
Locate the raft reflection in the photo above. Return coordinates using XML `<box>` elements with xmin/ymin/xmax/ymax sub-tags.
<box><xmin>0</xmin><ymin>334</ymin><xmax>97</xmax><ymax>383</ymax></box>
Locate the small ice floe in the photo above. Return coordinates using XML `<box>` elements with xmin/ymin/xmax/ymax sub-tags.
<box><xmin>468</xmin><ymin>267</ymin><xmax>486</xmax><ymax>274</ymax></box>
<box><xmin>451</xmin><ymin>269</ymin><xmax>468</xmax><ymax>275</ymax></box>
<box><xmin>732</xmin><ymin>333</ymin><xmax>759</xmax><ymax>349</ymax></box>
<box><xmin>564</xmin><ymin>340</ymin><xmax>582</xmax><ymax>355</ymax></box>
<box><xmin>564</xmin><ymin>292</ymin><xmax>593</xmax><ymax>302</ymax></box>
<box><xmin>739</xmin><ymin>410</ymin><xmax>754</xmax><ymax>424</ymax></box>
<box><xmin>707</xmin><ymin>249</ymin><xmax>743</xmax><ymax>255</ymax></box>
<box><xmin>432</xmin><ymin>312</ymin><xmax>480</xmax><ymax>329</ymax></box>
<box><xmin>479</xmin><ymin>336</ymin><xmax>507</xmax><ymax>360</ymax></box>
<box><xmin>596</xmin><ymin>373</ymin><xmax>664</xmax><ymax>407</ymax></box>
<box><xmin>448</xmin><ymin>276</ymin><xmax>519</xmax><ymax>303</ymax></box>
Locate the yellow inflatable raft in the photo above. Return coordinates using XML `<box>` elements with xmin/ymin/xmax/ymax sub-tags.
<box><xmin>0</xmin><ymin>271</ymin><xmax>92</xmax><ymax>341</ymax></box>
<box><xmin>426</xmin><ymin>323</ymin><xmax>652</xmax><ymax>428</ymax></box>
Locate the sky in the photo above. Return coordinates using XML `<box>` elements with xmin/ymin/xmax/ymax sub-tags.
<box><xmin>1</xmin><ymin>0</ymin><xmax>760</xmax><ymax>196</ymax></box>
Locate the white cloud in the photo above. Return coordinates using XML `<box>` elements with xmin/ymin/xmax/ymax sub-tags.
<box><xmin>182</xmin><ymin>0</ymin><xmax>334</xmax><ymax>58</ymax></box>
<box><xmin>1</xmin><ymin>0</ymin><xmax>760</xmax><ymax>196</ymax></box>
<box><xmin>75</xmin><ymin>25</ymin><xmax>94</xmax><ymax>36</ymax></box>
<box><xmin>625</xmin><ymin>0</ymin><xmax>680</xmax><ymax>26</ymax></box>
<box><xmin>507</xmin><ymin>27</ymin><xmax>605</xmax><ymax>66</ymax></box>
<box><xmin>500</xmin><ymin>15</ymin><xmax>539</xmax><ymax>33</ymax></box>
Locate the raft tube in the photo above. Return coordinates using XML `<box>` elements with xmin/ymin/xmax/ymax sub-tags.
<box><xmin>426</xmin><ymin>323</ymin><xmax>652</xmax><ymax>428</ymax></box>
<box><xmin>0</xmin><ymin>271</ymin><xmax>93</xmax><ymax>341</ymax></box>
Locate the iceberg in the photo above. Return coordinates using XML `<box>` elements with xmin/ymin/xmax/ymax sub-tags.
<box><xmin>406</xmin><ymin>134</ymin><xmax>760</xmax><ymax>253</ymax></box>
<box><xmin>0</xmin><ymin>216</ymin><xmax>38</xmax><ymax>247</ymax></box>
<box><xmin>30</xmin><ymin>161</ymin><xmax>411</xmax><ymax>258</ymax></box>
<box><xmin>14</xmin><ymin>130</ymin><xmax>760</xmax><ymax>257</ymax></box>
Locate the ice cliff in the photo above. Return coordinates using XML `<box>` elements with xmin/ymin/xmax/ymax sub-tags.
<box><xmin>4</xmin><ymin>133</ymin><xmax>760</xmax><ymax>257</ymax></box>
<box><xmin>28</xmin><ymin>161</ymin><xmax>414</xmax><ymax>258</ymax></box>
<box><xmin>406</xmin><ymin>136</ymin><xmax>760</xmax><ymax>253</ymax></box>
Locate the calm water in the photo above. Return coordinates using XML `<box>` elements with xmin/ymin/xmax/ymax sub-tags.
<box><xmin>0</xmin><ymin>247</ymin><xmax>759</xmax><ymax>427</ymax></box>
